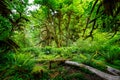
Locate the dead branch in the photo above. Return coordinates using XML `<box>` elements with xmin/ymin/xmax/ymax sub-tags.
<box><xmin>82</xmin><ymin>0</ymin><xmax>98</xmax><ymax>37</ymax></box>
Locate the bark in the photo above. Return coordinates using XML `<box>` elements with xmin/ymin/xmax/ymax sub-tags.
<box><xmin>65</xmin><ymin>12</ymin><xmax>72</xmax><ymax>46</ymax></box>
<box><xmin>107</xmin><ymin>66</ymin><xmax>120</xmax><ymax>76</ymax></box>
<box><xmin>92</xmin><ymin>59</ymin><xmax>120</xmax><ymax>76</ymax></box>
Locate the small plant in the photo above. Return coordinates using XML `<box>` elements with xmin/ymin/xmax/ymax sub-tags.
<box><xmin>41</xmin><ymin>46</ymin><xmax>52</xmax><ymax>54</ymax></box>
<box><xmin>0</xmin><ymin>52</ymin><xmax>35</xmax><ymax>80</ymax></box>
<box><xmin>101</xmin><ymin>45</ymin><xmax>120</xmax><ymax>63</ymax></box>
<box><xmin>32</xmin><ymin>65</ymin><xmax>50</xmax><ymax>80</ymax></box>
<box><xmin>13</xmin><ymin>53</ymin><xmax>35</xmax><ymax>71</ymax></box>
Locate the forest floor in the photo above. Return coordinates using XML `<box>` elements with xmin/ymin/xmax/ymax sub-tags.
<box><xmin>34</xmin><ymin>62</ymin><xmax>106</xmax><ymax>80</ymax></box>
<box><xmin>53</xmin><ymin>65</ymin><xmax>105</xmax><ymax>80</ymax></box>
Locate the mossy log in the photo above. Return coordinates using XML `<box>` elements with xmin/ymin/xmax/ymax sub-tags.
<box><xmin>37</xmin><ymin>59</ymin><xmax>120</xmax><ymax>80</ymax></box>
<box><xmin>92</xmin><ymin>59</ymin><xmax>120</xmax><ymax>76</ymax></box>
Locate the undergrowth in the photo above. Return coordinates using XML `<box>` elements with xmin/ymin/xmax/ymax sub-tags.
<box><xmin>1</xmin><ymin>33</ymin><xmax>120</xmax><ymax>80</ymax></box>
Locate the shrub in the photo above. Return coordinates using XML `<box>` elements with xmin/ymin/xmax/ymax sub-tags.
<box><xmin>0</xmin><ymin>52</ymin><xmax>35</xmax><ymax>80</ymax></box>
<box><xmin>0</xmin><ymin>15</ymin><xmax>12</xmax><ymax>40</ymax></box>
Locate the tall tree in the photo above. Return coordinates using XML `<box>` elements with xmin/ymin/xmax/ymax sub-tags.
<box><xmin>34</xmin><ymin>0</ymin><xmax>84</xmax><ymax>47</ymax></box>
<box><xmin>0</xmin><ymin>0</ymin><xmax>29</xmax><ymax>50</ymax></box>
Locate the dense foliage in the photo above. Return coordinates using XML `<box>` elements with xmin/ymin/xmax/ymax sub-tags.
<box><xmin>0</xmin><ymin>0</ymin><xmax>120</xmax><ymax>80</ymax></box>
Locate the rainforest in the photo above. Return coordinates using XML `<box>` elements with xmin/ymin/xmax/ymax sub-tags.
<box><xmin>0</xmin><ymin>0</ymin><xmax>120</xmax><ymax>80</ymax></box>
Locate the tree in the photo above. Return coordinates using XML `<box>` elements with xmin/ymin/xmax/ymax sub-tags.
<box><xmin>0</xmin><ymin>0</ymin><xmax>29</xmax><ymax>51</ymax></box>
<box><xmin>83</xmin><ymin>0</ymin><xmax>120</xmax><ymax>39</ymax></box>
<box><xmin>33</xmin><ymin>0</ymin><xmax>86</xmax><ymax>47</ymax></box>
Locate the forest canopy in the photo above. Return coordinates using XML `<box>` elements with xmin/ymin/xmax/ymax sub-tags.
<box><xmin>0</xmin><ymin>0</ymin><xmax>120</xmax><ymax>47</ymax></box>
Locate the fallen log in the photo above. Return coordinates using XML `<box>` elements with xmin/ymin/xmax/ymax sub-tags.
<box><xmin>64</xmin><ymin>61</ymin><xmax>120</xmax><ymax>80</ymax></box>
<box><xmin>36</xmin><ymin>59</ymin><xmax>120</xmax><ymax>80</ymax></box>
<box><xmin>107</xmin><ymin>66</ymin><xmax>120</xmax><ymax>76</ymax></box>
<box><xmin>91</xmin><ymin>59</ymin><xmax>120</xmax><ymax>76</ymax></box>
<box><xmin>80</xmin><ymin>54</ymin><xmax>120</xmax><ymax>76</ymax></box>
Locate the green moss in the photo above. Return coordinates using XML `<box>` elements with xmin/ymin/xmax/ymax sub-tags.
<box><xmin>65</xmin><ymin>73</ymin><xmax>87</xmax><ymax>80</ymax></box>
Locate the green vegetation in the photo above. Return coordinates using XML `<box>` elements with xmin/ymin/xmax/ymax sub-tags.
<box><xmin>0</xmin><ymin>0</ymin><xmax>120</xmax><ymax>80</ymax></box>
